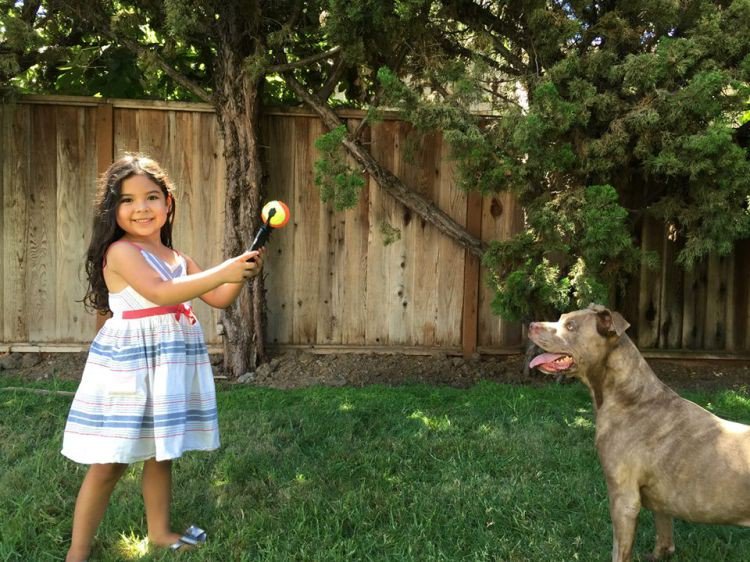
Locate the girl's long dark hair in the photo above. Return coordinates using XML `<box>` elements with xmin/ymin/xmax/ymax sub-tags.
<box><xmin>83</xmin><ymin>155</ymin><xmax>176</xmax><ymax>314</ymax></box>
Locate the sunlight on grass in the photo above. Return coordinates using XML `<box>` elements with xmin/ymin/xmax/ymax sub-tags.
<box><xmin>338</xmin><ymin>401</ymin><xmax>354</xmax><ymax>411</ymax></box>
<box><xmin>212</xmin><ymin>476</ymin><xmax>229</xmax><ymax>487</ymax></box>
<box><xmin>123</xmin><ymin>469</ymin><xmax>140</xmax><ymax>483</ymax></box>
<box><xmin>409</xmin><ymin>410</ymin><xmax>452</xmax><ymax>431</ymax></box>
<box><xmin>114</xmin><ymin>532</ymin><xmax>149</xmax><ymax>559</ymax></box>
<box><xmin>719</xmin><ymin>392</ymin><xmax>750</xmax><ymax>408</ymax></box>
<box><xmin>384</xmin><ymin>473</ymin><xmax>402</xmax><ymax>485</ymax></box>
<box><xmin>295</xmin><ymin>472</ymin><xmax>308</xmax><ymax>484</ymax></box>
<box><xmin>567</xmin><ymin>416</ymin><xmax>594</xmax><ymax>429</ymax></box>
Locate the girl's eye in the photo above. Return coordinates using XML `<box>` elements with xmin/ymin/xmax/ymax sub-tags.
<box><xmin>148</xmin><ymin>195</ymin><xmax>160</xmax><ymax>200</ymax></box>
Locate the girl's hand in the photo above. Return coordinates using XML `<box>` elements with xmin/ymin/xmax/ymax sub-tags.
<box><xmin>221</xmin><ymin>249</ymin><xmax>265</xmax><ymax>283</ymax></box>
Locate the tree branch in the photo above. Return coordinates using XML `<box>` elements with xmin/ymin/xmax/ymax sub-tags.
<box><xmin>117</xmin><ymin>35</ymin><xmax>213</xmax><ymax>103</ymax></box>
<box><xmin>316</xmin><ymin>52</ymin><xmax>347</xmax><ymax>102</ymax></box>
<box><xmin>267</xmin><ymin>45</ymin><xmax>342</xmax><ymax>73</ymax></box>
<box><xmin>283</xmin><ymin>73</ymin><xmax>485</xmax><ymax>258</ymax></box>
<box><xmin>435</xmin><ymin>29</ymin><xmax>520</xmax><ymax>76</ymax></box>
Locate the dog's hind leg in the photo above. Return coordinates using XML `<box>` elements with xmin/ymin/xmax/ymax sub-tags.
<box><xmin>647</xmin><ymin>512</ymin><xmax>675</xmax><ymax>560</ymax></box>
<box><xmin>609</xmin><ymin>491</ymin><xmax>641</xmax><ymax>562</ymax></box>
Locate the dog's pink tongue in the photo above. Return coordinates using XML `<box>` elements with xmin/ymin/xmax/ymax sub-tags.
<box><xmin>530</xmin><ymin>353</ymin><xmax>566</xmax><ymax>369</ymax></box>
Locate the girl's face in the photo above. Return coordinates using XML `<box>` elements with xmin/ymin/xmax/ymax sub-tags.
<box><xmin>116</xmin><ymin>174</ymin><xmax>171</xmax><ymax>242</ymax></box>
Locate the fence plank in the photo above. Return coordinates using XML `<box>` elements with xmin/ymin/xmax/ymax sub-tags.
<box><xmin>56</xmin><ymin>106</ymin><xmax>96</xmax><ymax>341</ymax></box>
<box><xmin>188</xmin><ymin>111</ymin><xmax>220</xmax><ymax>337</ymax></box>
<box><xmin>365</xmin><ymin>121</ymin><xmax>393</xmax><ymax>345</ymax></box>
<box><xmin>384</xmin><ymin>121</ymin><xmax>409</xmax><ymax>345</ymax></box>
<box><xmin>3</xmin><ymin>104</ymin><xmax>35</xmax><ymax>342</ymax></box>
<box><xmin>340</xmin><ymin>119</ymin><xmax>370</xmax><ymax>346</ymax></box>
<box><xmin>94</xmin><ymin>103</ymin><xmax>114</xmax><ymax>332</ymax></box>
<box><xmin>682</xmin><ymin>259</ymin><xmax>708</xmax><ymax>349</ymax></box>
<box><xmin>313</xmin><ymin>120</ymin><xmax>338</xmax><ymax>344</ymax></box>
<box><xmin>637</xmin><ymin>217</ymin><xmax>663</xmax><ymax>347</ymax></box>
<box><xmin>659</xmin><ymin>234</ymin><xmax>684</xmax><ymax>349</ymax></box>
<box><xmin>292</xmin><ymin>117</ymin><xmax>320</xmax><ymax>344</ymax></box>
<box><xmin>477</xmin><ymin>192</ymin><xmax>525</xmax><ymax>349</ymax></box>
<box><xmin>0</xmin><ymin>105</ymin><xmax>7</xmax><ymax>341</ymax></box>
<box><xmin>114</xmin><ymin>108</ymin><xmax>138</xmax><ymax>156</ymax></box>
<box><xmin>26</xmin><ymin>105</ymin><xmax>58</xmax><ymax>341</ymax></box>
<box><xmin>137</xmin><ymin>109</ymin><xmax>169</xmax><ymax>158</ymax></box>
<box><xmin>263</xmin><ymin>115</ymin><xmax>296</xmax><ymax>344</ymax></box>
<box><xmin>435</xmin><ymin>139</ymin><xmax>466</xmax><ymax>347</ymax></box>
<box><xmin>394</xmin><ymin>124</ymin><xmax>432</xmax><ymax>346</ymax></box>
<box><xmin>497</xmin><ymin>193</ymin><xmax>524</xmax><ymax>347</ymax></box>
<box><xmin>408</xmin><ymin>130</ymin><xmax>441</xmax><ymax>346</ymax></box>
<box><xmin>734</xmin><ymin>239</ymin><xmax>750</xmax><ymax>350</ymax></box>
<box><xmin>462</xmin><ymin>190</ymin><xmax>482</xmax><ymax>357</ymax></box>
<box><xmin>705</xmin><ymin>254</ymin><xmax>732</xmax><ymax>350</ymax></box>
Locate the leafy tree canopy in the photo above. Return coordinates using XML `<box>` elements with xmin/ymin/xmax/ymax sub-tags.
<box><xmin>376</xmin><ymin>0</ymin><xmax>750</xmax><ymax>320</ymax></box>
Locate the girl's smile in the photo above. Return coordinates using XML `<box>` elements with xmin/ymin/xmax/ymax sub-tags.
<box><xmin>117</xmin><ymin>174</ymin><xmax>171</xmax><ymax>240</ymax></box>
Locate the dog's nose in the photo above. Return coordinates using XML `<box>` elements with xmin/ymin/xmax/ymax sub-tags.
<box><xmin>529</xmin><ymin>322</ymin><xmax>540</xmax><ymax>334</ymax></box>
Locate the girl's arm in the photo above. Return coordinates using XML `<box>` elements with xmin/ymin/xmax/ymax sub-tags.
<box><xmin>182</xmin><ymin>250</ymin><xmax>265</xmax><ymax>309</ymax></box>
<box><xmin>105</xmin><ymin>243</ymin><xmax>261</xmax><ymax>307</ymax></box>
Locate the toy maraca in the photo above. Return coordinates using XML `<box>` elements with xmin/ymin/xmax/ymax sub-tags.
<box><xmin>249</xmin><ymin>200</ymin><xmax>291</xmax><ymax>251</ymax></box>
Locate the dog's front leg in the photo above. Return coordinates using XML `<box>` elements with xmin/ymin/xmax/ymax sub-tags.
<box><xmin>647</xmin><ymin>512</ymin><xmax>675</xmax><ymax>560</ymax></box>
<box><xmin>609</xmin><ymin>491</ymin><xmax>641</xmax><ymax>562</ymax></box>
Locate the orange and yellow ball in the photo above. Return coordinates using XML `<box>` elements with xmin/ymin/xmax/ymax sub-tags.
<box><xmin>261</xmin><ymin>200</ymin><xmax>290</xmax><ymax>228</ymax></box>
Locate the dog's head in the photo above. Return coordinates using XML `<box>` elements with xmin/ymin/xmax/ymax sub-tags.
<box><xmin>527</xmin><ymin>304</ymin><xmax>630</xmax><ymax>379</ymax></box>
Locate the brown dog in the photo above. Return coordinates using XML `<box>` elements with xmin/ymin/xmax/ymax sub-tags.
<box><xmin>528</xmin><ymin>305</ymin><xmax>750</xmax><ymax>562</ymax></box>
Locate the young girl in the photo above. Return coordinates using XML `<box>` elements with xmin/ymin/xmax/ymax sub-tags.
<box><xmin>62</xmin><ymin>155</ymin><xmax>264</xmax><ymax>562</ymax></box>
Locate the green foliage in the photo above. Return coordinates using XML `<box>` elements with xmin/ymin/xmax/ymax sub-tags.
<box><xmin>313</xmin><ymin>125</ymin><xmax>365</xmax><ymax>211</ymax></box>
<box><xmin>483</xmin><ymin>185</ymin><xmax>642</xmax><ymax>321</ymax></box>
<box><xmin>2</xmin><ymin>1</ymin><xmax>215</xmax><ymax>101</ymax></box>
<box><xmin>378</xmin><ymin>0</ymin><xmax>750</xmax><ymax>320</ymax></box>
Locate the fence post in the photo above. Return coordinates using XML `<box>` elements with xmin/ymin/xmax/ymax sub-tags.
<box><xmin>462</xmin><ymin>191</ymin><xmax>483</xmax><ymax>358</ymax></box>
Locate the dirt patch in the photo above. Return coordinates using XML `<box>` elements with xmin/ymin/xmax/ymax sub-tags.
<box><xmin>1</xmin><ymin>350</ymin><xmax>748</xmax><ymax>393</ymax></box>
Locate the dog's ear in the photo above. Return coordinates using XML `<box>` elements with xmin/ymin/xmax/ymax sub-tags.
<box><xmin>595</xmin><ymin>309</ymin><xmax>630</xmax><ymax>337</ymax></box>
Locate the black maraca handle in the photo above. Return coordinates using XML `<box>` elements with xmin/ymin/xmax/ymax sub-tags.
<box><xmin>248</xmin><ymin>207</ymin><xmax>277</xmax><ymax>252</ymax></box>
<box><xmin>249</xmin><ymin>223</ymin><xmax>272</xmax><ymax>251</ymax></box>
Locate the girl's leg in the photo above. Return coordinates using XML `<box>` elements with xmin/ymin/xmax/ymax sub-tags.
<box><xmin>141</xmin><ymin>458</ymin><xmax>182</xmax><ymax>546</ymax></box>
<box><xmin>66</xmin><ymin>463</ymin><xmax>129</xmax><ymax>562</ymax></box>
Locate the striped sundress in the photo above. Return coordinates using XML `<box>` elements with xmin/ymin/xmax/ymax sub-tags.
<box><xmin>61</xmin><ymin>245</ymin><xmax>220</xmax><ymax>464</ymax></box>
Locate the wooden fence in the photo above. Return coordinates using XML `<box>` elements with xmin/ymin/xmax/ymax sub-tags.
<box><xmin>1</xmin><ymin>96</ymin><xmax>748</xmax><ymax>355</ymax></box>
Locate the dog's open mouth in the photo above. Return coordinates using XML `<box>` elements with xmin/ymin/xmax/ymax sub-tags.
<box><xmin>529</xmin><ymin>352</ymin><xmax>575</xmax><ymax>374</ymax></box>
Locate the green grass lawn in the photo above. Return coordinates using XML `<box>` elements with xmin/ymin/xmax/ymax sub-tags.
<box><xmin>2</xmin><ymin>377</ymin><xmax>750</xmax><ymax>561</ymax></box>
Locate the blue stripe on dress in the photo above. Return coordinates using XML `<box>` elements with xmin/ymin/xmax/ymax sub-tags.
<box><xmin>89</xmin><ymin>340</ymin><xmax>206</xmax><ymax>362</ymax></box>
<box><xmin>140</xmin><ymin>249</ymin><xmax>185</xmax><ymax>280</ymax></box>
<box><xmin>141</xmin><ymin>251</ymin><xmax>174</xmax><ymax>280</ymax></box>
<box><xmin>67</xmin><ymin>408</ymin><xmax>218</xmax><ymax>429</ymax></box>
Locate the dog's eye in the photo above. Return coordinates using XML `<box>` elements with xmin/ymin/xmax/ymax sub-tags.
<box><xmin>565</xmin><ymin>321</ymin><xmax>576</xmax><ymax>331</ymax></box>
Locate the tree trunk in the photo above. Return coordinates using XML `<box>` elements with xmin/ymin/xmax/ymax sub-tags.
<box><xmin>213</xmin><ymin>7</ymin><xmax>266</xmax><ymax>378</ymax></box>
<box><xmin>283</xmin><ymin>74</ymin><xmax>485</xmax><ymax>258</ymax></box>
